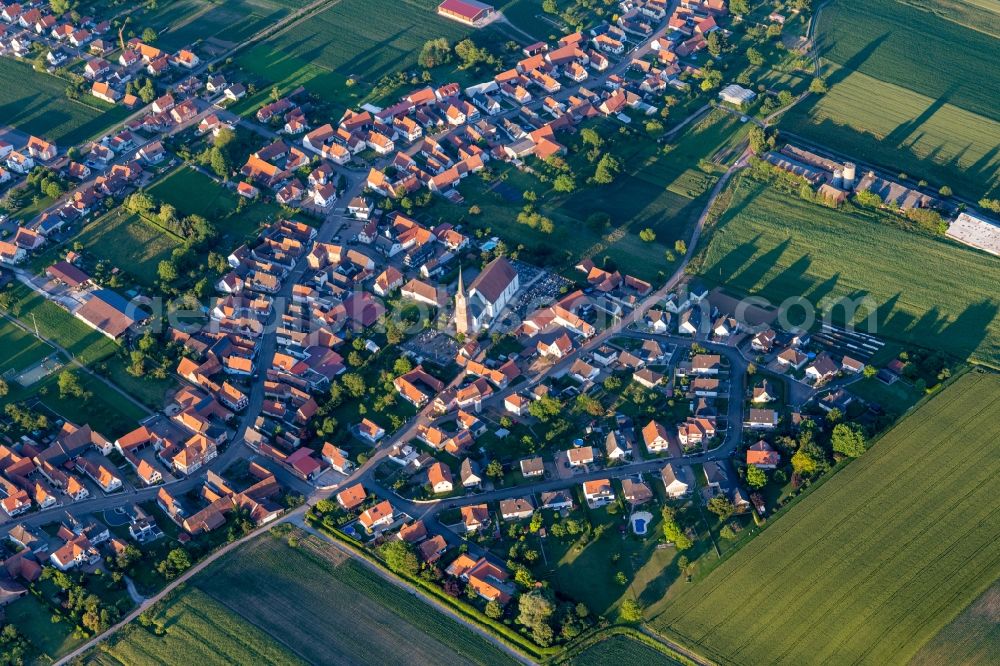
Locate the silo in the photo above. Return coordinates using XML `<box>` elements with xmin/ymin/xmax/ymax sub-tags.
<box><xmin>843</xmin><ymin>162</ymin><xmax>857</xmax><ymax>189</ymax></box>
<box><xmin>832</xmin><ymin>168</ymin><xmax>843</xmax><ymax>188</ymax></box>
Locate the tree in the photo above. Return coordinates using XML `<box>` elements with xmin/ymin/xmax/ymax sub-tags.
<box><xmin>700</xmin><ymin>69</ymin><xmax>723</xmax><ymax>91</ymax></box>
<box><xmin>528</xmin><ymin>395</ymin><xmax>561</xmax><ymax>421</ymax></box>
<box><xmin>0</xmin><ymin>379</ymin><xmax>7</xmax><ymax>398</ymax></box>
<box><xmin>747</xmin><ymin>125</ymin><xmax>768</xmax><ymax>155</ymax></box>
<box><xmin>907</xmin><ymin>207</ymin><xmax>946</xmax><ymax>234</ymax></box>
<box><xmin>57</xmin><ymin>370</ymin><xmax>87</xmax><ymax>399</ymax></box>
<box><xmin>156</xmin><ymin>548</ymin><xmax>191</xmax><ymax>580</ymax></box>
<box><xmin>661</xmin><ymin>506</ymin><xmax>693</xmax><ymax>550</ymax></box>
<box><xmin>418</xmin><ymin>38</ymin><xmax>452</xmax><ymax>68</ymax></box>
<box><xmin>553</xmin><ymin>173</ymin><xmax>576</xmax><ymax>193</ymax></box>
<box><xmin>809</xmin><ymin>77</ymin><xmax>828</xmax><ymax>94</ymax></box>
<box><xmin>485</xmin><ymin>460</ymin><xmax>504</xmax><ymax>479</ymax></box>
<box><xmin>746</xmin><ymin>464</ymin><xmax>767</xmax><ymax>489</ymax></box>
<box><xmin>831</xmin><ymin>423</ymin><xmax>867</xmax><ymax>457</ymax></box>
<box><xmin>854</xmin><ymin>190</ymin><xmax>882</xmax><ymax>208</ymax></box>
<box><xmin>619</xmin><ymin>599</ymin><xmax>643</xmax><ymax>622</ymax></box>
<box><xmin>720</xmin><ymin>524</ymin><xmax>738</xmax><ymax>540</ymax></box>
<box><xmin>746</xmin><ymin>47</ymin><xmax>764</xmax><ymax>66</ymax></box>
<box><xmin>518</xmin><ymin>591</ymin><xmax>555</xmax><ymax>646</ymax></box>
<box><xmin>674</xmin><ymin>239</ymin><xmax>687</xmax><ymax>254</ymax></box>
<box><xmin>707</xmin><ymin>495</ymin><xmax>735</xmax><ymax>520</ymax></box>
<box><xmin>707</xmin><ymin>31</ymin><xmax>724</xmax><ymax>57</ymax></box>
<box><xmin>979</xmin><ymin>198</ymin><xmax>1000</xmax><ymax>214</ymax></box>
<box><xmin>138</xmin><ymin>79</ymin><xmax>156</xmax><ymax>103</ymax></box>
<box><xmin>341</xmin><ymin>373</ymin><xmax>366</xmax><ymax>398</ymax></box>
<box><xmin>380</xmin><ymin>541</ymin><xmax>420</xmax><ymax>577</ymax></box>
<box><xmin>157</xmin><ymin>260</ymin><xmax>178</xmax><ymax>284</ymax></box>
<box><xmin>454</xmin><ymin>39</ymin><xmax>489</xmax><ymax>68</ymax></box>
<box><xmin>593</xmin><ymin>153</ymin><xmax>622</xmax><ymax>184</ymax></box>
<box><xmin>730</xmin><ymin>0</ymin><xmax>750</xmax><ymax>14</ymax></box>
<box><xmin>209</xmin><ymin>146</ymin><xmax>231</xmax><ymax>179</ymax></box>
<box><xmin>767</xmin><ymin>22</ymin><xmax>782</xmax><ymax>39</ymax></box>
<box><xmin>142</xmin><ymin>27</ymin><xmax>158</xmax><ymax>43</ymax></box>
<box><xmin>939</xmin><ymin>185</ymin><xmax>952</xmax><ymax>197</ymax></box>
<box><xmin>863</xmin><ymin>365</ymin><xmax>877</xmax><ymax>379</ymax></box>
<box><xmin>580</xmin><ymin>127</ymin><xmax>603</xmax><ymax>149</ymax></box>
<box><xmin>485</xmin><ymin>600</ymin><xmax>504</xmax><ymax>619</ymax></box>
<box><xmin>644</xmin><ymin>119</ymin><xmax>664</xmax><ymax>135</ymax></box>
<box><xmin>792</xmin><ymin>440</ymin><xmax>827</xmax><ymax>476</ymax></box>
<box><xmin>778</xmin><ymin>90</ymin><xmax>795</xmax><ymax>107</ymax></box>
<box><xmin>639</xmin><ymin>228</ymin><xmax>656</xmax><ymax>242</ymax></box>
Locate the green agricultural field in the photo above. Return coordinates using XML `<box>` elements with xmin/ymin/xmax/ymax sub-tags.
<box><xmin>0</xmin><ymin>283</ymin><xmax>117</xmax><ymax>365</ymax></box>
<box><xmin>0</xmin><ymin>317</ymin><xmax>55</xmax><ymax>374</ymax></box>
<box><xmin>234</xmin><ymin>0</ymin><xmax>483</xmax><ymax>107</ymax></box>
<box><xmin>137</xmin><ymin>0</ymin><xmax>295</xmax><ymax>51</ymax></box>
<box><xmin>910</xmin><ymin>581</ymin><xmax>1000</xmax><ymax>666</ymax></box>
<box><xmin>782</xmin><ymin>0</ymin><xmax>1000</xmax><ymax>198</ymax></box>
<box><xmin>694</xmin><ymin>177</ymin><xmax>1000</xmax><ymax>368</ymax></box>
<box><xmin>569</xmin><ymin>634</ymin><xmax>683</xmax><ymax>665</ymax></box>
<box><xmin>89</xmin><ymin>588</ymin><xmax>305</xmax><ymax>666</ymax></box>
<box><xmin>0</xmin><ymin>59</ymin><xmax>131</xmax><ymax>145</ymax></box>
<box><xmin>652</xmin><ymin>371</ymin><xmax>1000</xmax><ymax>665</ymax></box>
<box><xmin>107</xmin><ymin>530</ymin><xmax>517</xmax><ymax>665</ymax></box>
<box><xmin>74</xmin><ymin>210</ymin><xmax>182</xmax><ymax>288</ymax></box>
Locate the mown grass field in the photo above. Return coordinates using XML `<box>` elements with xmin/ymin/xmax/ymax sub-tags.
<box><xmin>652</xmin><ymin>371</ymin><xmax>1000</xmax><ymax>665</ymax></box>
<box><xmin>32</xmin><ymin>369</ymin><xmax>148</xmax><ymax>439</ymax></box>
<box><xmin>139</xmin><ymin>0</ymin><xmax>295</xmax><ymax>51</ymax></box>
<box><xmin>782</xmin><ymin>0</ymin><xmax>1000</xmax><ymax>197</ymax></box>
<box><xmin>75</xmin><ymin>210</ymin><xmax>182</xmax><ymax>288</ymax></box>
<box><xmin>146</xmin><ymin>165</ymin><xmax>281</xmax><ymax>241</ymax></box>
<box><xmin>146</xmin><ymin>166</ymin><xmax>237</xmax><ymax>220</ymax></box>
<box><xmin>0</xmin><ymin>317</ymin><xmax>54</xmax><ymax>374</ymax></box>
<box><xmin>89</xmin><ymin>588</ymin><xmax>305</xmax><ymax>666</ymax></box>
<box><xmin>5</xmin><ymin>594</ymin><xmax>84</xmax><ymax>663</ymax></box>
<box><xmin>0</xmin><ymin>58</ymin><xmax>130</xmax><ymax>145</ymax></box>
<box><xmin>108</xmin><ymin>530</ymin><xmax>517</xmax><ymax>665</ymax></box>
<box><xmin>910</xmin><ymin>581</ymin><xmax>1000</xmax><ymax>666</ymax></box>
<box><xmin>694</xmin><ymin>177</ymin><xmax>1000</xmax><ymax>367</ymax></box>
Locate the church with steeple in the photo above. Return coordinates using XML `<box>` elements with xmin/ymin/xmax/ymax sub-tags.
<box><xmin>453</xmin><ymin>257</ymin><xmax>519</xmax><ymax>336</ymax></box>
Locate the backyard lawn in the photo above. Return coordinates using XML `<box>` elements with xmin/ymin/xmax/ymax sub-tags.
<box><xmin>651</xmin><ymin>371</ymin><xmax>1000</xmax><ymax>665</ymax></box>
<box><xmin>693</xmin><ymin>177</ymin><xmax>1000</xmax><ymax>368</ymax></box>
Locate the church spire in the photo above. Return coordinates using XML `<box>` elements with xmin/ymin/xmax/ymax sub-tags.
<box><xmin>457</xmin><ymin>266</ymin><xmax>465</xmax><ymax>296</ymax></box>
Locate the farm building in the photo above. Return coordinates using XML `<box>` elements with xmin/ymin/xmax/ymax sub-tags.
<box><xmin>437</xmin><ymin>0</ymin><xmax>495</xmax><ymax>26</ymax></box>
<box><xmin>945</xmin><ymin>212</ymin><xmax>1000</xmax><ymax>256</ymax></box>
<box><xmin>718</xmin><ymin>84</ymin><xmax>756</xmax><ymax>106</ymax></box>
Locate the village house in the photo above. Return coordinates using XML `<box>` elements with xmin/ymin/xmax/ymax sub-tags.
<box><xmin>583</xmin><ymin>478</ymin><xmax>615</xmax><ymax>507</ymax></box>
